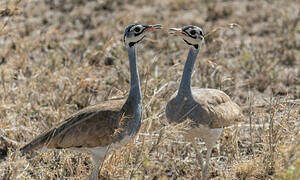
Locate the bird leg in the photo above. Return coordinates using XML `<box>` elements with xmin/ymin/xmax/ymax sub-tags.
<box><xmin>202</xmin><ymin>144</ymin><xmax>213</xmax><ymax>180</ymax></box>
<box><xmin>88</xmin><ymin>147</ymin><xmax>108</xmax><ymax>180</ymax></box>
<box><xmin>202</xmin><ymin>128</ymin><xmax>222</xmax><ymax>180</ymax></box>
<box><xmin>89</xmin><ymin>159</ymin><xmax>101</xmax><ymax>180</ymax></box>
<box><xmin>192</xmin><ymin>140</ymin><xmax>204</xmax><ymax>169</ymax></box>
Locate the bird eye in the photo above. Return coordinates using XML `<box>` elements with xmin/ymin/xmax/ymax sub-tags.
<box><xmin>134</xmin><ymin>27</ymin><xmax>141</xmax><ymax>32</ymax></box>
<box><xmin>190</xmin><ymin>30</ymin><xmax>196</xmax><ymax>35</ymax></box>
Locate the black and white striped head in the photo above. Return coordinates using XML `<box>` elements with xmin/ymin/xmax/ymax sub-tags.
<box><xmin>169</xmin><ymin>25</ymin><xmax>204</xmax><ymax>49</ymax></box>
<box><xmin>124</xmin><ymin>23</ymin><xmax>162</xmax><ymax>48</ymax></box>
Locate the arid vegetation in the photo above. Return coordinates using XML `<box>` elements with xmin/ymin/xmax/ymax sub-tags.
<box><xmin>0</xmin><ymin>0</ymin><xmax>299</xmax><ymax>179</ymax></box>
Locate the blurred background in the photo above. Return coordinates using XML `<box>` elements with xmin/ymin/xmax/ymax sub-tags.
<box><xmin>0</xmin><ymin>0</ymin><xmax>299</xmax><ymax>179</ymax></box>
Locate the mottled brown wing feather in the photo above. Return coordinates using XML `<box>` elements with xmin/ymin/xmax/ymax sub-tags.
<box><xmin>191</xmin><ymin>88</ymin><xmax>242</xmax><ymax>128</ymax></box>
<box><xmin>20</xmin><ymin>99</ymin><xmax>125</xmax><ymax>153</ymax></box>
<box><xmin>47</xmin><ymin>110</ymin><xmax>121</xmax><ymax>148</ymax></box>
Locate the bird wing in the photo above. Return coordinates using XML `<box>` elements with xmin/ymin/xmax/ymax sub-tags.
<box><xmin>191</xmin><ymin>88</ymin><xmax>242</xmax><ymax>128</ymax></box>
<box><xmin>20</xmin><ymin>99</ymin><xmax>125</xmax><ymax>152</ymax></box>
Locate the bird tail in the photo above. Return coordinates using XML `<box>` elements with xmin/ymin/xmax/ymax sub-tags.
<box><xmin>20</xmin><ymin>128</ymin><xmax>56</xmax><ymax>154</ymax></box>
<box><xmin>0</xmin><ymin>148</ymin><xmax>7</xmax><ymax>160</ymax></box>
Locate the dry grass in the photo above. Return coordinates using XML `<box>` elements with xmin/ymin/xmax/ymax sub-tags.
<box><xmin>0</xmin><ymin>0</ymin><xmax>299</xmax><ymax>179</ymax></box>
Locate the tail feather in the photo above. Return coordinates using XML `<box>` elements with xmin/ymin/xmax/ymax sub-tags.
<box><xmin>0</xmin><ymin>148</ymin><xmax>7</xmax><ymax>160</ymax></box>
<box><xmin>0</xmin><ymin>135</ymin><xmax>9</xmax><ymax>160</ymax></box>
<box><xmin>20</xmin><ymin>128</ymin><xmax>56</xmax><ymax>154</ymax></box>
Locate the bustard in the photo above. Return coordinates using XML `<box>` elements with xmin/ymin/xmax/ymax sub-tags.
<box><xmin>20</xmin><ymin>23</ymin><xmax>162</xmax><ymax>180</ymax></box>
<box><xmin>166</xmin><ymin>25</ymin><xmax>241</xmax><ymax>179</ymax></box>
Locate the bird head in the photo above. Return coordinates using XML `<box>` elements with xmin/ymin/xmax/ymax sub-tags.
<box><xmin>169</xmin><ymin>25</ymin><xmax>204</xmax><ymax>50</ymax></box>
<box><xmin>124</xmin><ymin>23</ymin><xmax>162</xmax><ymax>48</ymax></box>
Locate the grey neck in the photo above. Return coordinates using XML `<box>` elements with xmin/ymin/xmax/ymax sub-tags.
<box><xmin>177</xmin><ymin>47</ymin><xmax>199</xmax><ymax>97</ymax></box>
<box><xmin>127</xmin><ymin>46</ymin><xmax>142</xmax><ymax>105</ymax></box>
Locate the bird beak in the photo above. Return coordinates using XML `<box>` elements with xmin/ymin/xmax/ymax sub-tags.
<box><xmin>169</xmin><ymin>28</ymin><xmax>185</xmax><ymax>36</ymax></box>
<box><xmin>145</xmin><ymin>24</ymin><xmax>163</xmax><ymax>32</ymax></box>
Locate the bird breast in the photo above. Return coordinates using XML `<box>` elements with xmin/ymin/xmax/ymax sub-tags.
<box><xmin>166</xmin><ymin>95</ymin><xmax>196</xmax><ymax>124</ymax></box>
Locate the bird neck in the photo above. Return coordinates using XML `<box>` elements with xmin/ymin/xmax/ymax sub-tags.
<box><xmin>177</xmin><ymin>47</ymin><xmax>199</xmax><ymax>97</ymax></box>
<box><xmin>127</xmin><ymin>46</ymin><xmax>142</xmax><ymax>105</ymax></box>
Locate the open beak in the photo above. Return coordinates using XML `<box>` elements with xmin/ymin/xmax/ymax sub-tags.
<box><xmin>169</xmin><ymin>28</ymin><xmax>185</xmax><ymax>36</ymax></box>
<box><xmin>145</xmin><ymin>24</ymin><xmax>163</xmax><ymax>32</ymax></box>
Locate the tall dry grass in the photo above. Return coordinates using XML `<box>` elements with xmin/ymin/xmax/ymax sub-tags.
<box><xmin>0</xmin><ymin>0</ymin><xmax>299</xmax><ymax>179</ymax></box>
